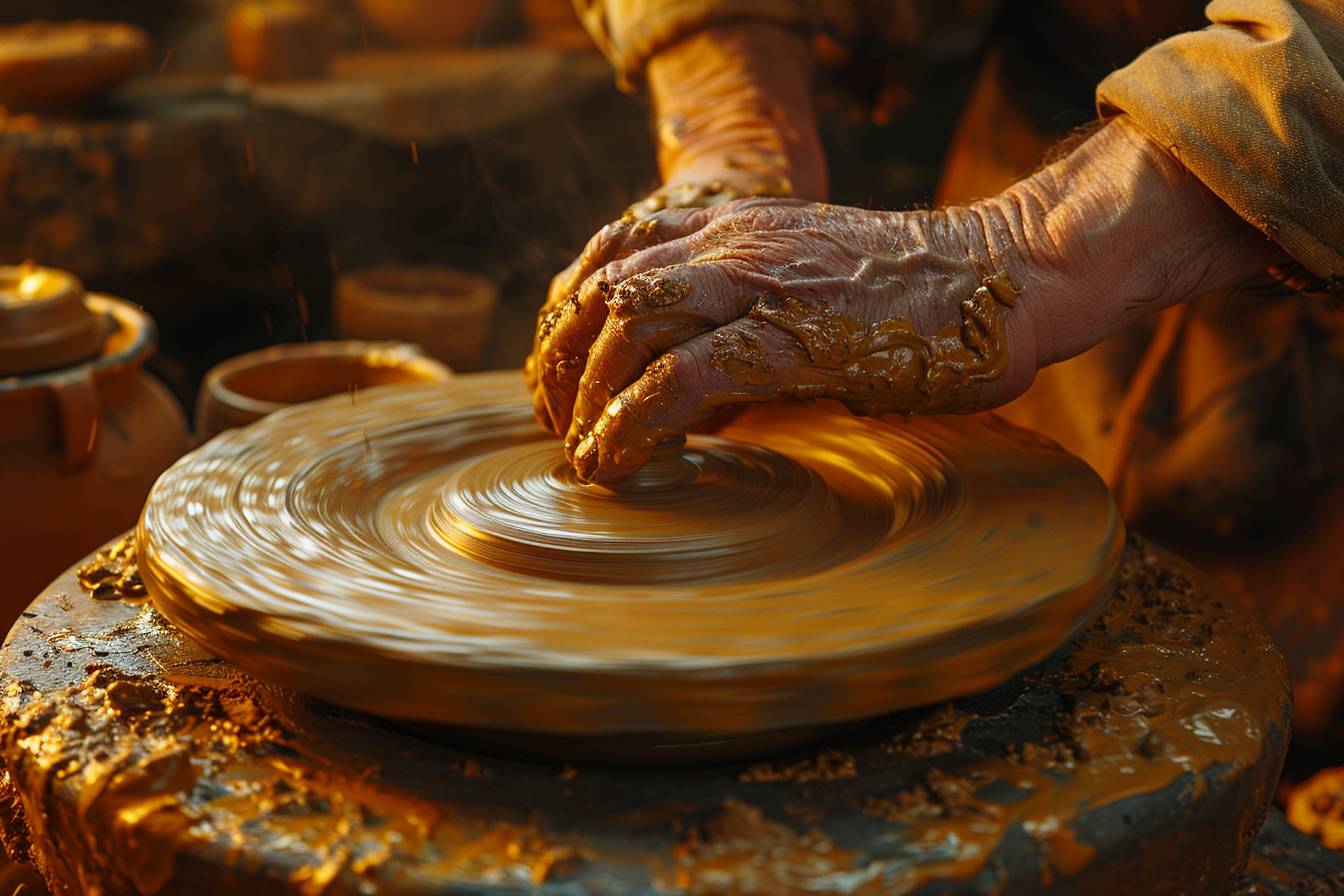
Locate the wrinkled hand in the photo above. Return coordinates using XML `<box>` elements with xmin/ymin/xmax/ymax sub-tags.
<box><xmin>528</xmin><ymin>198</ymin><xmax>1043</xmax><ymax>482</ymax></box>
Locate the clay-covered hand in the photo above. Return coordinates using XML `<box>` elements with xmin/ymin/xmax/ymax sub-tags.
<box><xmin>532</xmin><ymin>119</ymin><xmax>1283</xmax><ymax>483</ymax></box>
<box><xmin>537</xmin><ymin>198</ymin><xmax>1045</xmax><ymax>483</ymax></box>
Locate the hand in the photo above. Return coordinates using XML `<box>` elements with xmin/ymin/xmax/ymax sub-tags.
<box><xmin>525</xmin><ymin>22</ymin><xmax>824</xmax><ymax>432</ymax></box>
<box><xmin>534</xmin><ymin>120</ymin><xmax>1282</xmax><ymax>484</ymax></box>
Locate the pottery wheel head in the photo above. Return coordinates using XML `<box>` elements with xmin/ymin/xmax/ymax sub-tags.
<box><xmin>139</xmin><ymin>370</ymin><xmax>1124</xmax><ymax>740</ymax></box>
<box><xmin>434</xmin><ymin>436</ymin><xmax>893</xmax><ymax>585</ymax></box>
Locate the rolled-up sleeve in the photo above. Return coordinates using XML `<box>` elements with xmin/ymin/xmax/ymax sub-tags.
<box><xmin>1097</xmin><ymin>0</ymin><xmax>1344</xmax><ymax>282</ymax></box>
<box><xmin>573</xmin><ymin>0</ymin><xmax>847</xmax><ymax>90</ymax></box>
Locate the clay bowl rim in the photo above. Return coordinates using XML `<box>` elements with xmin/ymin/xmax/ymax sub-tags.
<box><xmin>0</xmin><ymin>21</ymin><xmax>151</xmax><ymax>112</ymax></box>
<box><xmin>0</xmin><ymin>294</ymin><xmax>154</xmax><ymax>401</ymax></box>
<box><xmin>199</xmin><ymin>339</ymin><xmax>453</xmax><ymax>420</ymax></box>
<box><xmin>335</xmin><ymin>263</ymin><xmax>497</xmax><ymax>315</ymax></box>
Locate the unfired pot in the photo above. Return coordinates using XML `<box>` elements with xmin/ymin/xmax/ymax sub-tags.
<box><xmin>226</xmin><ymin>1</ymin><xmax>332</xmax><ymax>82</ymax></box>
<box><xmin>194</xmin><ymin>339</ymin><xmax>451</xmax><ymax>440</ymax></box>
<box><xmin>0</xmin><ymin>265</ymin><xmax>189</xmax><ymax>624</ymax></box>
<box><xmin>334</xmin><ymin>264</ymin><xmax>496</xmax><ymax>371</ymax></box>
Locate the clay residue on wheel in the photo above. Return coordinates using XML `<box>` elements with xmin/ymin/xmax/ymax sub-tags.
<box><xmin>76</xmin><ymin>534</ymin><xmax>146</xmax><ymax>600</ymax></box>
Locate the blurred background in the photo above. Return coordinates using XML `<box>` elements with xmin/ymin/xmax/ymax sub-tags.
<box><xmin>0</xmin><ymin>0</ymin><xmax>1001</xmax><ymax>407</ymax></box>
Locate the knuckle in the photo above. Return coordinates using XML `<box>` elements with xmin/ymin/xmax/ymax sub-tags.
<box><xmin>605</xmin><ymin>270</ymin><xmax>693</xmax><ymax>319</ymax></box>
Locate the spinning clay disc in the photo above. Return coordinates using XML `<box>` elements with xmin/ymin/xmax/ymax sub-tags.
<box><xmin>139</xmin><ymin>370</ymin><xmax>1123</xmax><ymax>742</ymax></box>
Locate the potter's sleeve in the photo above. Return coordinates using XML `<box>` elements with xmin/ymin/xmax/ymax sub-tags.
<box><xmin>1096</xmin><ymin>0</ymin><xmax>1344</xmax><ymax>284</ymax></box>
<box><xmin>571</xmin><ymin>0</ymin><xmax>861</xmax><ymax>90</ymax></box>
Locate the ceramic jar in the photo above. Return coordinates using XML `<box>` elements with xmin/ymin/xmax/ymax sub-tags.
<box><xmin>194</xmin><ymin>339</ymin><xmax>451</xmax><ymax>441</ymax></box>
<box><xmin>334</xmin><ymin>264</ymin><xmax>496</xmax><ymax>371</ymax></box>
<box><xmin>0</xmin><ymin>264</ymin><xmax>189</xmax><ymax>624</ymax></box>
<box><xmin>353</xmin><ymin>0</ymin><xmax>491</xmax><ymax>47</ymax></box>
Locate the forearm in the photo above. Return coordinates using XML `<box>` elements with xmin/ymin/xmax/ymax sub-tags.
<box><xmin>970</xmin><ymin>118</ymin><xmax>1283</xmax><ymax>375</ymax></box>
<box><xmin>646</xmin><ymin>22</ymin><xmax>826</xmax><ymax>199</ymax></box>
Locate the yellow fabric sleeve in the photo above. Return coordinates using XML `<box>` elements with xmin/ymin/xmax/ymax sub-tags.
<box><xmin>1097</xmin><ymin>0</ymin><xmax>1344</xmax><ymax>283</ymax></box>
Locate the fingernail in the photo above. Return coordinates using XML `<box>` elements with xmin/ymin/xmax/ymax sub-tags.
<box><xmin>564</xmin><ymin>417</ymin><xmax>590</xmax><ymax>455</ymax></box>
<box><xmin>573</xmin><ymin>435</ymin><xmax>598</xmax><ymax>481</ymax></box>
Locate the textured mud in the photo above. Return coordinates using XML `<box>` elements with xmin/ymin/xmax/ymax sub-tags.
<box><xmin>0</xmin><ymin>535</ymin><xmax>1290</xmax><ymax>895</ymax></box>
<box><xmin>710</xmin><ymin>272</ymin><xmax>1018</xmax><ymax>414</ymax></box>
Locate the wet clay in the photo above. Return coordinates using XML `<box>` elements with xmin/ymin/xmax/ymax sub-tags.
<box><xmin>75</xmin><ymin>535</ymin><xmax>146</xmax><ymax>600</ymax></box>
<box><xmin>138</xmin><ymin>370</ymin><xmax>1121</xmax><ymax>743</ymax></box>
<box><xmin>711</xmin><ymin>273</ymin><xmax>1019</xmax><ymax>414</ymax></box>
<box><xmin>0</xmin><ymin>535</ymin><xmax>1289</xmax><ymax>894</ymax></box>
<box><xmin>1233</xmin><ymin>811</ymin><xmax>1344</xmax><ymax>896</ymax></box>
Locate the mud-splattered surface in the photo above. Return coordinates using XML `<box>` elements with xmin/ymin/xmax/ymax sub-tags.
<box><xmin>0</xmin><ymin>535</ymin><xmax>1291</xmax><ymax>895</ymax></box>
<box><xmin>1233</xmin><ymin>811</ymin><xmax>1344</xmax><ymax>896</ymax></box>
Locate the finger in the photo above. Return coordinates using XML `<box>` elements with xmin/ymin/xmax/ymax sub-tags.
<box><xmin>529</xmin><ymin>206</ymin><xmax>719</xmax><ymax>416</ymax></box>
<box><xmin>572</xmin><ymin>317</ymin><xmax>800</xmax><ymax>483</ymax></box>
<box><xmin>542</xmin><ymin>206</ymin><xmax>717</xmax><ymax>319</ymax></box>
<box><xmin>532</xmin><ymin>237</ymin><xmax>701</xmax><ymax>436</ymax></box>
<box><xmin>564</xmin><ymin>260</ymin><xmax>778</xmax><ymax>457</ymax></box>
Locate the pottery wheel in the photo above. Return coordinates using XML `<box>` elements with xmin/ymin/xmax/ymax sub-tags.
<box><xmin>139</xmin><ymin>370</ymin><xmax>1123</xmax><ymax>745</ymax></box>
<box><xmin>0</xmin><ymin>536</ymin><xmax>1290</xmax><ymax>895</ymax></box>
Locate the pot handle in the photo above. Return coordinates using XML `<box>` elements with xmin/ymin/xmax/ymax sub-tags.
<box><xmin>48</xmin><ymin>368</ymin><xmax>100</xmax><ymax>471</ymax></box>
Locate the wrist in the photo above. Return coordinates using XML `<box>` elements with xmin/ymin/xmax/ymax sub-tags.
<box><xmin>977</xmin><ymin>117</ymin><xmax>1282</xmax><ymax>370</ymax></box>
<box><xmin>647</xmin><ymin>23</ymin><xmax>827</xmax><ymax>200</ymax></box>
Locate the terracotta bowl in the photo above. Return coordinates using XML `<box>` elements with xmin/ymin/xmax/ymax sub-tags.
<box><xmin>194</xmin><ymin>340</ymin><xmax>451</xmax><ymax>441</ymax></box>
<box><xmin>353</xmin><ymin>0</ymin><xmax>490</xmax><ymax>47</ymax></box>
<box><xmin>0</xmin><ymin>21</ymin><xmax>149</xmax><ymax>113</ymax></box>
<box><xmin>334</xmin><ymin>264</ymin><xmax>497</xmax><ymax>371</ymax></box>
<box><xmin>226</xmin><ymin>0</ymin><xmax>332</xmax><ymax>83</ymax></box>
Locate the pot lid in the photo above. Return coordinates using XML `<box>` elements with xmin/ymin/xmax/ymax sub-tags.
<box><xmin>0</xmin><ymin>264</ymin><xmax>112</xmax><ymax>376</ymax></box>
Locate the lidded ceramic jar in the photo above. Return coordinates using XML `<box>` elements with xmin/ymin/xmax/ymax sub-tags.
<box><xmin>194</xmin><ymin>339</ymin><xmax>451</xmax><ymax>441</ymax></box>
<box><xmin>0</xmin><ymin>264</ymin><xmax>189</xmax><ymax>624</ymax></box>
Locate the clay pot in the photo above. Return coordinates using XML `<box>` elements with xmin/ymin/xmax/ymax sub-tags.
<box><xmin>195</xmin><ymin>340</ymin><xmax>451</xmax><ymax>440</ymax></box>
<box><xmin>521</xmin><ymin>0</ymin><xmax>595</xmax><ymax>51</ymax></box>
<box><xmin>0</xmin><ymin>21</ymin><xmax>149</xmax><ymax>113</ymax></box>
<box><xmin>353</xmin><ymin>0</ymin><xmax>490</xmax><ymax>47</ymax></box>
<box><xmin>227</xmin><ymin>1</ymin><xmax>332</xmax><ymax>83</ymax></box>
<box><xmin>0</xmin><ymin>265</ymin><xmax>189</xmax><ymax>626</ymax></box>
<box><xmin>334</xmin><ymin>264</ymin><xmax>496</xmax><ymax>371</ymax></box>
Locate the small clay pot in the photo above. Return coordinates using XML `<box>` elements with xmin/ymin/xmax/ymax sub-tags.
<box><xmin>334</xmin><ymin>264</ymin><xmax>496</xmax><ymax>371</ymax></box>
<box><xmin>0</xmin><ymin>267</ymin><xmax>189</xmax><ymax>625</ymax></box>
<box><xmin>353</xmin><ymin>0</ymin><xmax>490</xmax><ymax>47</ymax></box>
<box><xmin>227</xmin><ymin>1</ymin><xmax>332</xmax><ymax>83</ymax></box>
<box><xmin>195</xmin><ymin>340</ymin><xmax>451</xmax><ymax>440</ymax></box>
<box><xmin>0</xmin><ymin>21</ymin><xmax>149</xmax><ymax>113</ymax></box>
